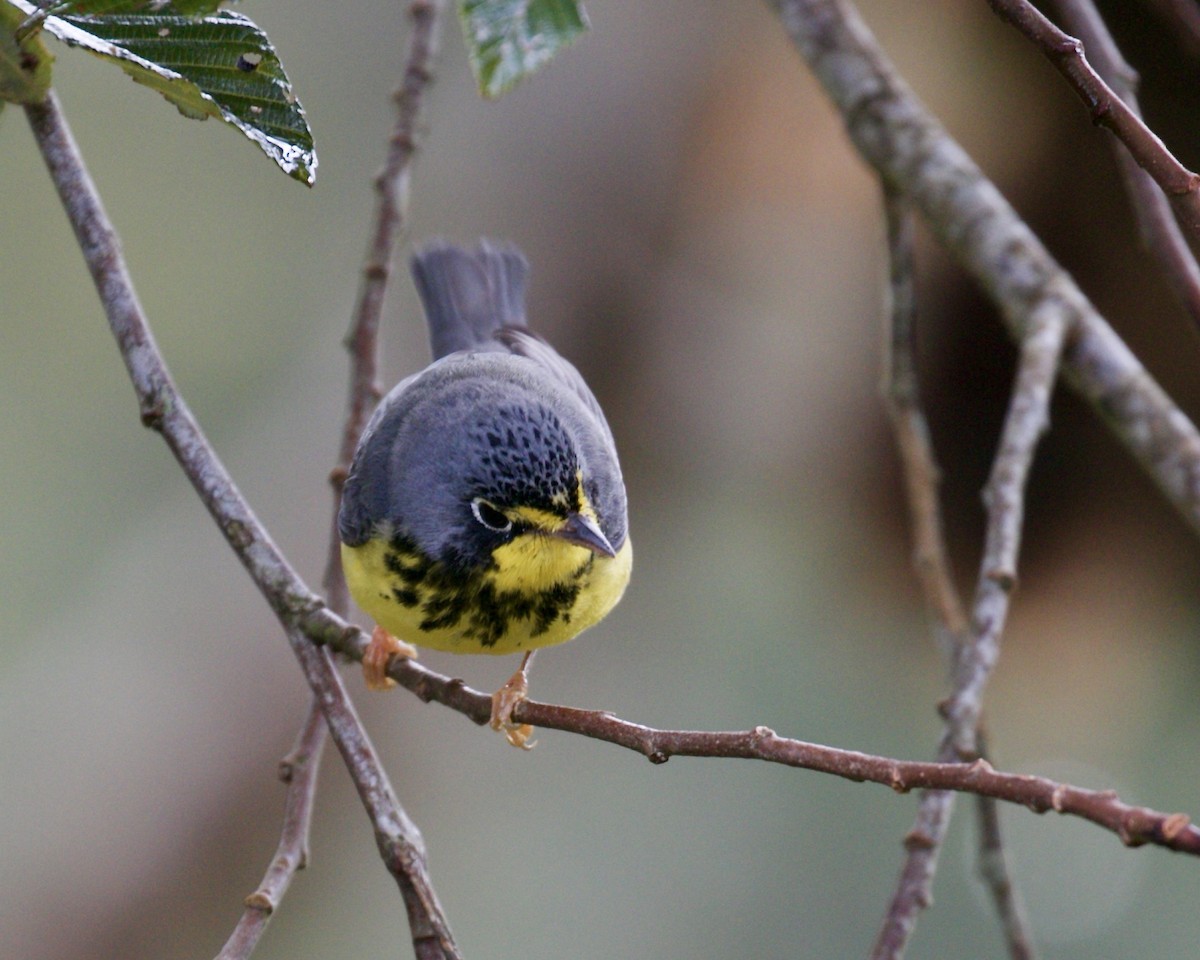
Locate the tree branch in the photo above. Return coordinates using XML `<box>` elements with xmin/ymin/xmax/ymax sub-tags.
<box><xmin>987</xmin><ymin>0</ymin><xmax>1200</xmax><ymax>245</ymax></box>
<box><xmin>881</xmin><ymin>188</ymin><xmax>968</xmax><ymax>640</ymax></box>
<box><xmin>874</xmin><ymin>187</ymin><xmax>1037</xmax><ymax>960</ymax></box>
<box><xmin>293</xmin><ymin>634</ymin><xmax>457</xmax><ymax>960</ymax></box>
<box><xmin>766</xmin><ymin>0</ymin><xmax>1200</xmax><ymax>538</ymax></box>
<box><xmin>874</xmin><ymin>304</ymin><xmax>1066</xmax><ymax>957</ymax></box>
<box><xmin>23</xmin><ymin>87</ymin><xmax>459</xmax><ymax>960</ymax></box>
<box><xmin>974</xmin><ymin>733</ymin><xmax>1035</xmax><ymax>960</ymax></box>
<box><xmin>946</xmin><ymin>307</ymin><xmax>1067</xmax><ymax>753</ymax></box>
<box><xmin>332</xmin><ymin>647</ymin><xmax>1199</xmax><ymax>856</ymax></box>
<box><xmin>215</xmin><ymin>698</ymin><xmax>326</xmax><ymax>960</ymax></box>
<box><xmin>1046</xmin><ymin>0</ymin><xmax>1200</xmax><ymax>332</ymax></box>
<box><xmin>317</xmin><ymin>2</ymin><xmax>452</xmax><ymax>954</ymax></box>
<box><xmin>324</xmin><ymin>0</ymin><xmax>443</xmax><ymax>611</ymax></box>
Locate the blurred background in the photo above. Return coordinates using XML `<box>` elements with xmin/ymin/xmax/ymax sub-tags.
<box><xmin>4</xmin><ymin>0</ymin><xmax>1200</xmax><ymax>957</ymax></box>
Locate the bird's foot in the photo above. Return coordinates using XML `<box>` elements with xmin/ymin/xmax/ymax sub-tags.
<box><xmin>362</xmin><ymin>625</ymin><xmax>417</xmax><ymax>691</ymax></box>
<box><xmin>490</xmin><ymin>659</ymin><xmax>536</xmax><ymax>750</ymax></box>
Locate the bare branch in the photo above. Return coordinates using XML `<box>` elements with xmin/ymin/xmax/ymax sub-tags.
<box><xmin>766</xmin><ymin>0</ymin><xmax>1200</xmax><ymax>539</ymax></box>
<box><xmin>324</xmin><ymin>0</ymin><xmax>444</xmax><ymax>611</ymax></box>
<box><xmin>874</xmin><ymin>188</ymin><xmax>1039</xmax><ymax>960</ymax></box>
<box><xmin>947</xmin><ymin>308</ymin><xmax>1067</xmax><ymax>752</ymax></box>
<box><xmin>881</xmin><ymin>189</ymin><xmax>968</xmax><ymax>641</ymax></box>
<box><xmin>314</xmin><ymin>2</ymin><xmax>451</xmax><ymax>956</ymax></box>
<box><xmin>1047</xmin><ymin>0</ymin><xmax>1200</xmax><ymax>331</ymax></box>
<box><xmin>974</xmin><ymin>733</ymin><xmax>1036</xmax><ymax>960</ymax></box>
<box><xmin>877</xmin><ymin>286</ymin><xmax>1063</xmax><ymax>957</ymax></box>
<box><xmin>324</xmin><ymin>645</ymin><xmax>1200</xmax><ymax>856</ymax></box>
<box><xmin>215</xmin><ymin>700</ymin><xmax>326</xmax><ymax>960</ymax></box>
<box><xmin>987</xmin><ymin>0</ymin><xmax>1200</xmax><ymax>246</ymax></box>
<box><xmin>293</xmin><ymin>635</ymin><xmax>458</xmax><ymax>959</ymax></box>
<box><xmin>874</xmin><ymin>185</ymin><xmax>961</xmax><ymax>958</ymax></box>
<box><xmin>23</xmin><ymin>89</ymin><xmax>460</xmax><ymax>960</ymax></box>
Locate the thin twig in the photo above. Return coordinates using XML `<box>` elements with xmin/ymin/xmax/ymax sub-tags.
<box><xmin>875</xmin><ymin>189</ymin><xmax>962</xmax><ymax>958</ymax></box>
<box><xmin>881</xmin><ymin>188</ymin><xmax>968</xmax><ymax>639</ymax></box>
<box><xmin>23</xmin><ymin>89</ymin><xmax>460</xmax><ymax>960</ymax></box>
<box><xmin>944</xmin><ymin>306</ymin><xmax>1067</xmax><ymax>752</ymax></box>
<box><xmin>1048</xmin><ymin>0</ymin><xmax>1200</xmax><ymax>332</ymax></box>
<box><xmin>293</xmin><ymin>635</ymin><xmax>456</xmax><ymax>960</ymax></box>
<box><xmin>974</xmin><ymin>733</ymin><xmax>1035</xmax><ymax>960</ymax></box>
<box><xmin>324</xmin><ymin>0</ymin><xmax>443</xmax><ymax>611</ymax></box>
<box><xmin>874</xmin><ymin>289</ymin><xmax>1065</xmax><ymax>960</ymax></box>
<box><xmin>767</xmin><ymin>0</ymin><xmax>1200</xmax><ymax>537</ymax></box>
<box><xmin>331</xmin><ymin>648</ymin><xmax>1200</xmax><ymax>856</ymax></box>
<box><xmin>874</xmin><ymin>188</ymin><xmax>1038</xmax><ymax>960</ymax></box>
<box><xmin>986</xmin><ymin>0</ymin><xmax>1200</xmax><ymax>245</ymax></box>
<box><xmin>317</xmin><ymin>2</ymin><xmax>451</xmax><ymax>955</ymax></box>
<box><xmin>216</xmin><ymin>699</ymin><xmax>326</xmax><ymax>960</ymax></box>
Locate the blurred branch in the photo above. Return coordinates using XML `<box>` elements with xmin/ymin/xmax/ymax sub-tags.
<box><xmin>944</xmin><ymin>307</ymin><xmax>1066</xmax><ymax>753</ymax></box>
<box><xmin>324</xmin><ymin>0</ymin><xmax>443</xmax><ymax>610</ymax></box>
<box><xmin>974</xmin><ymin>732</ymin><xmax>1035</xmax><ymax>960</ymax></box>
<box><xmin>767</xmin><ymin>0</ymin><xmax>1200</xmax><ymax>537</ymax></box>
<box><xmin>987</xmin><ymin>0</ymin><xmax>1200</xmax><ymax>246</ymax></box>
<box><xmin>1047</xmin><ymin>0</ymin><xmax>1200</xmax><ymax>331</ymax></box>
<box><xmin>317</xmin><ymin>2</ymin><xmax>452</xmax><ymax>956</ymax></box>
<box><xmin>23</xmin><ymin>88</ymin><xmax>460</xmax><ymax>960</ymax></box>
<box><xmin>875</xmin><ymin>188</ymin><xmax>960</xmax><ymax>957</ymax></box>
<box><xmin>876</xmin><ymin>303</ymin><xmax>1069</xmax><ymax>958</ymax></box>
<box><xmin>881</xmin><ymin>189</ymin><xmax>968</xmax><ymax>639</ymax></box>
<box><xmin>216</xmin><ymin>699</ymin><xmax>326</xmax><ymax>960</ymax></box>
<box><xmin>875</xmin><ymin>189</ymin><xmax>1036</xmax><ymax>960</ymax></box>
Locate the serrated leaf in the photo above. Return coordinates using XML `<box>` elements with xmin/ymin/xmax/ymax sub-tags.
<box><xmin>459</xmin><ymin>0</ymin><xmax>588</xmax><ymax>99</ymax></box>
<box><xmin>12</xmin><ymin>1</ymin><xmax>227</xmax><ymax>44</ymax></box>
<box><xmin>20</xmin><ymin>1</ymin><xmax>227</xmax><ymax>28</ymax></box>
<box><xmin>8</xmin><ymin>1</ymin><xmax>315</xmax><ymax>183</ymax></box>
<box><xmin>1</xmin><ymin>1</ymin><xmax>54</xmax><ymax>103</ymax></box>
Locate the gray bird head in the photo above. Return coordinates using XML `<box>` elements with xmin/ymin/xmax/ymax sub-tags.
<box><xmin>339</xmin><ymin>354</ymin><xmax>626</xmax><ymax>575</ymax></box>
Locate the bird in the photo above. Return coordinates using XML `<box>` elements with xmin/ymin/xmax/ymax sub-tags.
<box><xmin>338</xmin><ymin>239</ymin><xmax>631</xmax><ymax>748</ymax></box>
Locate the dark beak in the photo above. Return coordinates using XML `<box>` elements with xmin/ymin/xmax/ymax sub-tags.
<box><xmin>554</xmin><ymin>512</ymin><xmax>616</xmax><ymax>557</ymax></box>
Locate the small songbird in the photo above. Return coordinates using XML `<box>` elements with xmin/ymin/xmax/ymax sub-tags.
<box><xmin>338</xmin><ymin>239</ymin><xmax>631</xmax><ymax>747</ymax></box>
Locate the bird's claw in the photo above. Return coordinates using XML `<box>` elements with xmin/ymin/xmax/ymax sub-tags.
<box><xmin>490</xmin><ymin>668</ymin><xmax>536</xmax><ymax>750</ymax></box>
<box><xmin>363</xmin><ymin>625</ymin><xmax>417</xmax><ymax>691</ymax></box>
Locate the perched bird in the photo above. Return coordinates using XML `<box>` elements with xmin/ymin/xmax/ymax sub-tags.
<box><xmin>338</xmin><ymin>239</ymin><xmax>631</xmax><ymax>747</ymax></box>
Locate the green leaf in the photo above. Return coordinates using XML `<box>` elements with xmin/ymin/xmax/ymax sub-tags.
<box><xmin>18</xmin><ymin>1</ymin><xmax>227</xmax><ymax>29</ymax></box>
<box><xmin>7</xmin><ymin>1</ymin><xmax>315</xmax><ymax>184</ymax></box>
<box><xmin>459</xmin><ymin>0</ymin><xmax>588</xmax><ymax>99</ymax></box>
<box><xmin>1</xmin><ymin>1</ymin><xmax>54</xmax><ymax>103</ymax></box>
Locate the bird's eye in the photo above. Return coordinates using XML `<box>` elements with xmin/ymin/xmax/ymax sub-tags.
<box><xmin>471</xmin><ymin>498</ymin><xmax>512</xmax><ymax>533</ymax></box>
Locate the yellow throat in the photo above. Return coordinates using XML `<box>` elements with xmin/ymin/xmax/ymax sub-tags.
<box><xmin>342</xmin><ymin>516</ymin><xmax>631</xmax><ymax>656</ymax></box>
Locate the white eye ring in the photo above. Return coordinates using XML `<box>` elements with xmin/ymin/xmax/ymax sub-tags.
<box><xmin>471</xmin><ymin>498</ymin><xmax>513</xmax><ymax>533</ymax></box>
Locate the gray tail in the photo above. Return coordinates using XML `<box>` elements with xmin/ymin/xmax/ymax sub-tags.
<box><xmin>410</xmin><ymin>239</ymin><xmax>529</xmax><ymax>360</ymax></box>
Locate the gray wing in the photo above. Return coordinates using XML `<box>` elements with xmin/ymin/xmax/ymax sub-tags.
<box><xmin>411</xmin><ymin>239</ymin><xmax>528</xmax><ymax>360</ymax></box>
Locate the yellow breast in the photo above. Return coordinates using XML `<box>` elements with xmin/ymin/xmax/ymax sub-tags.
<box><xmin>341</xmin><ymin>533</ymin><xmax>631</xmax><ymax>655</ymax></box>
